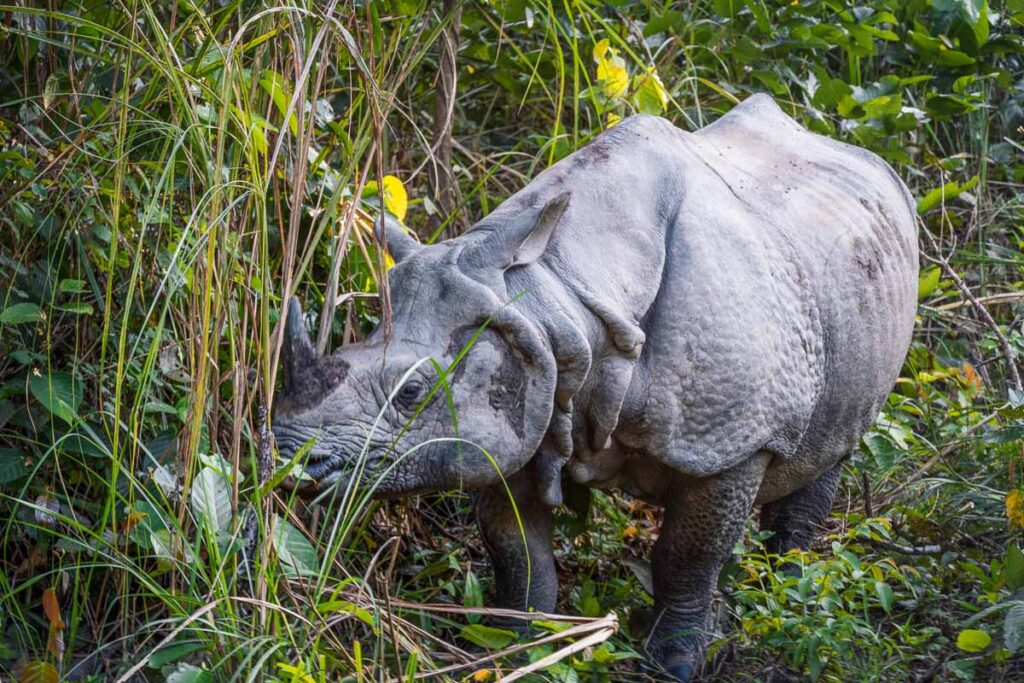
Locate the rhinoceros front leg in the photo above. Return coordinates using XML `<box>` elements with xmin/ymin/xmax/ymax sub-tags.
<box><xmin>474</xmin><ymin>466</ymin><xmax>557</xmax><ymax>624</ymax></box>
<box><xmin>648</xmin><ymin>454</ymin><xmax>769</xmax><ymax>681</ymax></box>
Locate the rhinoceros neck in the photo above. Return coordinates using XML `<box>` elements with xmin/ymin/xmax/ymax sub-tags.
<box><xmin>481</xmin><ymin>116</ymin><xmax>691</xmax><ymax>489</ymax></box>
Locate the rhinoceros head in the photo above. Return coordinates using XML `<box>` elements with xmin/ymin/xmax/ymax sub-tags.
<box><xmin>272</xmin><ymin>195</ymin><xmax>569</xmax><ymax>497</ymax></box>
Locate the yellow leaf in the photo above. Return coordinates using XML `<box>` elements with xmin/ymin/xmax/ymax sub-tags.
<box><xmin>471</xmin><ymin>669</ymin><xmax>495</xmax><ymax>682</ymax></box>
<box><xmin>605</xmin><ymin>112</ymin><xmax>622</xmax><ymax>129</ymax></box>
<box><xmin>19</xmin><ymin>661</ymin><xmax>58</xmax><ymax>683</ymax></box>
<box><xmin>1007</xmin><ymin>490</ymin><xmax>1024</xmax><ymax>529</ymax></box>
<box><xmin>961</xmin><ymin>363</ymin><xmax>982</xmax><ymax>391</ymax></box>
<box><xmin>365</xmin><ymin>175</ymin><xmax>408</xmax><ymax>222</ymax></box>
<box><xmin>592</xmin><ymin>39</ymin><xmax>610</xmax><ymax>62</ymax></box>
<box><xmin>384</xmin><ymin>251</ymin><xmax>396</xmax><ymax>270</ymax></box>
<box><xmin>42</xmin><ymin>588</ymin><xmax>61</xmax><ymax>625</ymax></box>
<box><xmin>596</xmin><ymin>54</ymin><xmax>629</xmax><ymax>99</ymax></box>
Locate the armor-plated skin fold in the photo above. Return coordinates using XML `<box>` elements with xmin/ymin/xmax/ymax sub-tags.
<box><xmin>272</xmin><ymin>94</ymin><xmax>918</xmax><ymax>681</ymax></box>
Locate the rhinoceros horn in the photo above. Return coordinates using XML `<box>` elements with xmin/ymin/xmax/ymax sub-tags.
<box><xmin>282</xmin><ymin>296</ymin><xmax>315</xmax><ymax>391</ymax></box>
<box><xmin>375</xmin><ymin>212</ymin><xmax>422</xmax><ymax>263</ymax></box>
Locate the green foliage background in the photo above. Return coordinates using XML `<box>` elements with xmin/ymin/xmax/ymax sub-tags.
<box><xmin>1</xmin><ymin>0</ymin><xmax>1024</xmax><ymax>681</ymax></box>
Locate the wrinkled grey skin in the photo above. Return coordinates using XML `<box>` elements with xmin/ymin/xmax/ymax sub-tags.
<box><xmin>273</xmin><ymin>95</ymin><xmax>918</xmax><ymax>681</ymax></box>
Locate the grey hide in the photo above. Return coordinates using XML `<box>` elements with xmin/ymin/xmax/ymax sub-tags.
<box><xmin>272</xmin><ymin>94</ymin><xmax>918</xmax><ymax>681</ymax></box>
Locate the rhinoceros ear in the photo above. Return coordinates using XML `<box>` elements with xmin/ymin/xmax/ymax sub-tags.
<box><xmin>374</xmin><ymin>212</ymin><xmax>422</xmax><ymax>264</ymax></box>
<box><xmin>282</xmin><ymin>296</ymin><xmax>315</xmax><ymax>391</ymax></box>
<box><xmin>503</xmin><ymin>193</ymin><xmax>570</xmax><ymax>269</ymax></box>
<box><xmin>462</xmin><ymin>193</ymin><xmax>570</xmax><ymax>275</ymax></box>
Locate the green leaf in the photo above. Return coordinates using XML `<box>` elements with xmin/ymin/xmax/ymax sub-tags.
<box><xmin>712</xmin><ymin>0</ymin><xmax>740</xmax><ymax>18</ymax></box>
<box><xmin>0</xmin><ymin>302</ymin><xmax>44</xmax><ymax>324</ymax></box>
<box><xmin>190</xmin><ymin>466</ymin><xmax>232</xmax><ymax>534</ymax></box>
<box><xmin>875</xmin><ymin>581</ymin><xmax>894</xmax><ymax>613</ymax></box>
<box><xmin>632</xmin><ymin>70</ymin><xmax>669</xmax><ymax>115</ymax></box>
<box><xmin>318</xmin><ymin>600</ymin><xmax>379</xmax><ymax>632</ymax></box>
<box><xmin>0</xmin><ymin>449</ymin><xmax>30</xmax><ymax>484</ymax></box>
<box><xmin>58</xmin><ymin>279</ymin><xmax>86</xmax><ymax>294</ymax></box>
<box><xmin>29</xmin><ymin>371</ymin><xmax>83</xmax><ymax>425</ymax></box>
<box><xmin>813</xmin><ymin>78</ymin><xmax>852</xmax><ymax>110</ymax></box>
<box><xmin>57</xmin><ymin>302</ymin><xmax>94</xmax><ymax>315</ymax></box>
<box><xmin>147</xmin><ymin>641</ymin><xmax>205</xmax><ymax>669</ymax></box>
<box><xmin>917</xmin><ymin>176</ymin><xmax>978</xmax><ymax>214</ymax></box>
<box><xmin>272</xmin><ymin>514</ymin><xmax>319</xmax><ymax>576</ymax></box>
<box><xmin>1006</xmin><ymin>545</ymin><xmax>1024</xmax><ymax>591</ymax></box>
<box><xmin>918</xmin><ymin>267</ymin><xmax>942</xmax><ymax>300</ymax></box>
<box><xmin>956</xmin><ymin>628</ymin><xmax>991</xmax><ymax>652</ymax></box>
<box><xmin>1003</xmin><ymin>604</ymin><xmax>1024</xmax><ymax>654</ymax></box>
<box><xmin>258</xmin><ymin>70</ymin><xmax>298</xmax><ymax>135</ymax></box>
<box><xmin>165</xmin><ymin>662</ymin><xmax>212</xmax><ymax>683</ymax></box>
<box><xmin>643</xmin><ymin>10</ymin><xmax>685</xmax><ymax>36</ymax></box>
<box><xmin>459</xmin><ymin>623</ymin><xmax>516</xmax><ymax>649</ymax></box>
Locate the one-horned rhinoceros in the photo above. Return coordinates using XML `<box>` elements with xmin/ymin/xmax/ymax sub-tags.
<box><xmin>272</xmin><ymin>94</ymin><xmax>918</xmax><ymax>680</ymax></box>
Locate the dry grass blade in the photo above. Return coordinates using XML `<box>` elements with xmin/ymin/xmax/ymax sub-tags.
<box><xmin>500</xmin><ymin>613</ymin><xmax>619</xmax><ymax>682</ymax></box>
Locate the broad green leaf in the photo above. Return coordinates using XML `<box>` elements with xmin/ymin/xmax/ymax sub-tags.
<box><xmin>875</xmin><ymin>581</ymin><xmax>894</xmax><ymax>613</ymax></box>
<box><xmin>258</xmin><ymin>70</ymin><xmax>298</xmax><ymax>135</ymax></box>
<box><xmin>956</xmin><ymin>628</ymin><xmax>991</xmax><ymax>652</ymax></box>
<box><xmin>148</xmin><ymin>641</ymin><xmax>206</xmax><ymax>669</ymax></box>
<box><xmin>459</xmin><ymin>623</ymin><xmax>516</xmax><ymax>649</ymax></box>
<box><xmin>318</xmin><ymin>600</ymin><xmax>379</xmax><ymax>631</ymax></box>
<box><xmin>165</xmin><ymin>663</ymin><xmax>212</xmax><ymax>683</ymax></box>
<box><xmin>150</xmin><ymin>529</ymin><xmax>195</xmax><ymax>566</ymax></box>
<box><xmin>1004</xmin><ymin>604</ymin><xmax>1024</xmax><ymax>653</ymax></box>
<box><xmin>0</xmin><ymin>302</ymin><xmax>44</xmax><ymax>324</ymax></box>
<box><xmin>712</xmin><ymin>0</ymin><xmax>740</xmax><ymax>18</ymax></box>
<box><xmin>29</xmin><ymin>371</ymin><xmax>83</xmax><ymax>425</ymax></box>
<box><xmin>632</xmin><ymin>69</ymin><xmax>669</xmax><ymax>114</ymax></box>
<box><xmin>58</xmin><ymin>279</ymin><xmax>86</xmax><ymax>294</ymax></box>
<box><xmin>1006</xmin><ymin>545</ymin><xmax>1024</xmax><ymax>591</ymax></box>
<box><xmin>0</xmin><ymin>449</ymin><xmax>30</xmax><ymax>484</ymax></box>
<box><xmin>917</xmin><ymin>176</ymin><xmax>978</xmax><ymax>214</ymax></box>
<box><xmin>190</xmin><ymin>466</ymin><xmax>232</xmax><ymax>534</ymax></box>
<box><xmin>272</xmin><ymin>514</ymin><xmax>319</xmax><ymax>576</ymax></box>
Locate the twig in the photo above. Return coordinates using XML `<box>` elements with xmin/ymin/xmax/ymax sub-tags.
<box><xmin>873</xmin><ymin>411</ymin><xmax>998</xmax><ymax>508</ymax></box>
<box><xmin>383</xmin><ymin>611</ymin><xmax>619</xmax><ymax>681</ymax></box>
<box><xmin>919</xmin><ymin>217</ymin><xmax>1023</xmax><ymax>396</ymax></box>
<box><xmin>933</xmin><ymin>291</ymin><xmax>1024</xmax><ymax>311</ymax></box>
<box><xmin>870</xmin><ymin>539</ymin><xmax>944</xmax><ymax>556</ymax></box>
<box><xmin>317</xmin><ymin>160</ymin><xmax>374</xmax><ymax>356</ymax></box>
<box><xmin>501</xmin><ymin>615</ymin><xmax>619</xmax><ymax>682</ymax></box>
<box><xmin>427</xmin><ymin>0</ymin><xmax>463</xmax><ymax>238</ymax></box>
<box><xmin>861</xmin><ymin>470</ymin><xmax>873</xmax><ymax>518</ymax></box>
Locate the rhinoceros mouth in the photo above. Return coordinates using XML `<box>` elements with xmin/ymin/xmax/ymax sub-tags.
<box><xmin>299</xmin><ymin>450</ymin><xmax>387</xmax><ymax>491</ymax></box>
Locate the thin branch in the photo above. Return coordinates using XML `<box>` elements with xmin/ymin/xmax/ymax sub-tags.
<box><xmin>919</xmin><ymin>217</ymin><xmax>1022</xmax><ymax>396</ymax></box>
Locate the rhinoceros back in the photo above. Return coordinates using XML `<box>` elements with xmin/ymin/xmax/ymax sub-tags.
<box><xmin>633</xmin><ymin>94</ymin><xmax>918</xmax><ymax>480</ymax></box>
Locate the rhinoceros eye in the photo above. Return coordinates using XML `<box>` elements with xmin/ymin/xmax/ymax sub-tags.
<box><xmin>393</xmin><ymin>380</ymin><xmax>426</xmax><ymax>410</ymax></box>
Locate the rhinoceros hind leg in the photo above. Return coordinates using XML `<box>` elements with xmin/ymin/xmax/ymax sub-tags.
<box><xmin>760</xmin><ymin>460</ymin><xmax>844</xmax><ymax>555</ymax></box>
<box><xmin>474</xmin><ymin>465</ymin><xmax>557</xmax><ymax>627</ymax></box>
<box><xmin>647</xmin><ymin>454</ymin><xmax>769</xmax><ymax>681</ymax></box>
